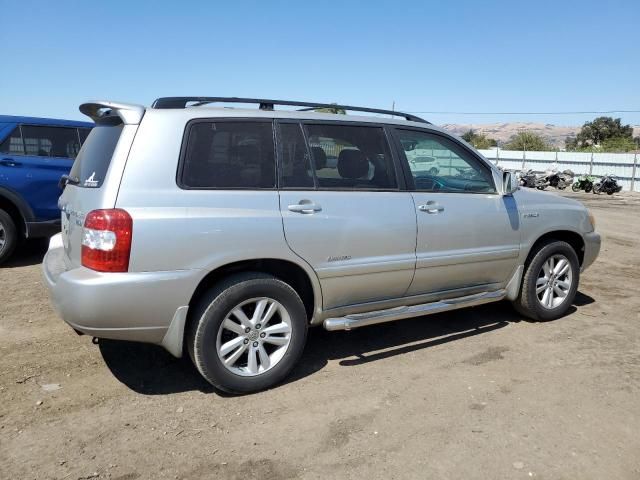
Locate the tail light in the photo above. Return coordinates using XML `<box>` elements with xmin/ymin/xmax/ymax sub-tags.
<box><xmin>81</xmin><ymin>209</ymin><xmax>133</xmax><ymax>272</ymax></box>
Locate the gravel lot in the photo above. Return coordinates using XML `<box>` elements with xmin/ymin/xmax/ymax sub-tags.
<box><xmin>1</xmin><ymin>191</ymin><xmax>639</xmax><ymax>480</ymax></box>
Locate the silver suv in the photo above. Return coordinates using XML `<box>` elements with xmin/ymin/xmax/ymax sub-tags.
<box><xmin>43</xmin><ymin>97</ymin><xmax>601</xmax><ymax>393</ymax></box>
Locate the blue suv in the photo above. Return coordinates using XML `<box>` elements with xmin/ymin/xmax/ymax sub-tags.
<box><xmin>0</xmin><ymin>115</ymin><xmax>93</xmax><ymax>264</ymax></box>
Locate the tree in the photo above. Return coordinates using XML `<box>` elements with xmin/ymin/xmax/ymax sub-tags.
<box><xmin>314</xmin><ymin>103</ymin><xmax>346</xmax><ymax>114</ymax></box>
<box><xmin>505</xmin><ymin>131</ymin><xmax>551</xmax><ymax>151</ymax></box>
<box><xmin>600</xmin><ymin>136</ymin><xmax>638</xmax><ymax>153</ymax></box>
<box><xmin>566</xmin><ymin>116</ymin><xmax>634</xmax><ymax>150</ymax></box>
<box><xmin>461</xmin><ymin>129</ymin><xmax>498</xmax><ymax>149</ymax></box>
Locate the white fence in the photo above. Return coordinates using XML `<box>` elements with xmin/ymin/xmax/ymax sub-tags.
<box><xmin>478</xmin><ymin>148</ymin><xmax>640</xmax><ymax>192</ymax></box>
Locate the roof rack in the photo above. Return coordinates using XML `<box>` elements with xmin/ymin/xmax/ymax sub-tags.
<box><xmin>151</xmin><ymin>97</ymin><xmax>429</xmax><ymax>124</ymax></box>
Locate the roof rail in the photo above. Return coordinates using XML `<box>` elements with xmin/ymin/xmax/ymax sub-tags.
<box><xmin>151</xmin><ymin>97</ymin><xmax>429</xmax><ymax>124</ymax></box>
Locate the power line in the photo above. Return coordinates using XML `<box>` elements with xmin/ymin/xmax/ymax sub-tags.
<box><xmin>406</xmin><ymin>110</ymin><xmax>640</xmax><ymax>115</ymax></box>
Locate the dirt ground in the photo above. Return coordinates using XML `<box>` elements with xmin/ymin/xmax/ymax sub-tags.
<box><xmin>1</xmin><ymin>190</ymin><xmax>639</xmax><ymax>480</ymax></box>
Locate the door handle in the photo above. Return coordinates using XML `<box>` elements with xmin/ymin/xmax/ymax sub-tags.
<box><xmin>418</xmin><ymin>202</ymin><xmax>444</xmax><ymax>214</ymax></box>
<box><xmin>0</xmin><ymin>158</ymin><xmax>21</xmax><ymax>167</ymax></box>
<box><xmin>288</xmin><ymin>200</ymin><xmax>322</xmax><ymax>214</ymax></box>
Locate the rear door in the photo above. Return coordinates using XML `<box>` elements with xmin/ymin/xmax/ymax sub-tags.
<box><xmin>59</xmin><ymin>118</ymin><xmax>134</xmax><ymax>268</ymax></box>
<box><xmin>277</xmin><ymin>121</ymin><xmax>417</xmax><ymax>310</ymax></box>
<box><xmin>392</xmin><ymin>128</ymin><xmax>520</xmax><ymax>296</ymax></box>
<box><xmin>0</xmin><ymin>125</ymin><xmax>82</xmax><ymax>220</ymax></box>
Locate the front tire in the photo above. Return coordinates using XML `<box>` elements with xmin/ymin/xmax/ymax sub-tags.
<box><xmin>512</xmin><ymin>240</ymin><xmax>579</xmax><ymax>321</ymax></box>
<box><xmin>186</xmin><ymin>272</ymin><xmax>308</xmax><ymax>394</ymax></box>
<box><xmin>571</xmin><ymin>183</ymin><xmax>580</xmax><ymax>192</ymax></box>
<box><xmin>0</xmin><ymin>209</ymin><xmax>18</xmax><ymax>265</ymax></box>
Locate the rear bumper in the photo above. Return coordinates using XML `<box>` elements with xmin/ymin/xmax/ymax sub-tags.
<box><xmin>581</xmin><ymin>231</ymin><xmax>601</xmax><ymax>272</ymax></box>
<box><xmin>42</xmin><ymin>234</ymin><xmax>200</xmax><ymax>351</ymax></box>
<box><xmin>26</xmin><ymin>219</ymin><xmax>60</xmax><ymax>239</ymax></box>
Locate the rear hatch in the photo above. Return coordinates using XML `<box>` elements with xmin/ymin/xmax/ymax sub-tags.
<box><xmin>59</xmin><ymin>102</ymin><xmax>144</xmax><ymax>269</ymax></box>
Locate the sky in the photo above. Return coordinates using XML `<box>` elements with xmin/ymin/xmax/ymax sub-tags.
<box><xmin>2</xmin><ymin>0</ymin><xmax>639</xmax><ymax>127</ymax></box>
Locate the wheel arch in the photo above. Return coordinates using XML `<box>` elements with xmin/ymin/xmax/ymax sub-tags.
<box><xmin>526</xmin><ymin>230</ymin><xmax>585</xmax><ymax>267</ymax></box>
<box><xmin>0</xmin><ymin>187</ymin><xmax>34</xmax><ymax>237</ymax></box>
<box><xmin>187</xmin><ymin>258</ymin><xmax>321</xmax><ymax>325</ymax></box>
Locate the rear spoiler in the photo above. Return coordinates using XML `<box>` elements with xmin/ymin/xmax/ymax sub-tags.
<box><xmin>79</xmin><ymin>101</ymin><xmax>145</xmax><ymax>125</ymax></box>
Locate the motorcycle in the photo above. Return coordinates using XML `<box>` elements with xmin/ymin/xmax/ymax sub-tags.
<box><xmin>518</xmin><ymin>169</ymin><xmax>549</xmax><ymax>189</ymax></box>
<box><xmin>572</xmin><ymin>175</ymin><xmax>594</xmax><ymax>193</ymax></box>
<box><xmin>592</xmin><ymin>174</ymin><xmax>622</xmax><ymax>195</ymax></box>
<box><xmin>545</xmin><ymin>169</ymin><xmax>574</xmax><ymax>190</ymax></box>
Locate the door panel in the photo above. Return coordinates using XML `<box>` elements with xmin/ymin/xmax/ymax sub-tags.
<box><xmin>392</xmin><ymin>127</ymin><xmax>520</xmax><ymax>295</ymax></box>
<box><xmin>277</xmin><ymin>121</ymin><xmax>417</xmax><ymax>310</ymax></box>
<box><xmin>280</xmin><ymin>191</ymin><xmax>417</xmax><ymax>309</ymax></box>
<box><xmin>0</xmin><ymin>125</ymin><xmax>80</xmax><ymax>221</ymax></box>
<box><xmin>408</xmin><ymin>192</ymin><xmax>520</xmax><ymax>295</ymax></box>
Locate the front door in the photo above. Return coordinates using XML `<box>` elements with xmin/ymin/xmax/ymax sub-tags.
<box><xmin>392</xmin><ymin>128</ymin><xmax>520</xmax><ymax>296</ymax></box>
<box><xmin>277</xmin><ymin>121</ymin><xmax>417</xmax><ymax>310</ymax></box>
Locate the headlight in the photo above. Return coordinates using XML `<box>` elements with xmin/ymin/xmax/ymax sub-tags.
<box><xmin>588</xmin><ymin>210</ymin><xmax>596</xmax><ymax>231</ymax></box>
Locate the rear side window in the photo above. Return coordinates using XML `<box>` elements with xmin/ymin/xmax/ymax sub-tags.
<box><xmin>304</xmin><ymin>124</ymin><xmax>397</xmax><ymax>190</ymax></box>
<box><xmin>278</xmin><ymin>123</ymin><xmax>314</xmax><ymax>188</ymax></box>
<box><xmin>70</xmin><ymin>122</ymin><xmax>124</xmax><ymax>188</ymax></box>
<box><xmin>21</xmin><ymin>125</ymin><xmax>81</xmax><ymax>158</ymax></box>
<box><xmin>0</xmin><ymin>127</ymin><xmax>24</xmax><ymax>154</ymax></box>
<box><xmin>180</xmin><ymin>121</ymin><xmax>276</xmax><ymax>189</ymax></box>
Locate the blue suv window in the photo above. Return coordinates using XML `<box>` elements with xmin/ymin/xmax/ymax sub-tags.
<box><xmin>0</xmin><ymin>127</ymin><xmax>24</xmax><ymax>154</ymax></box>
<box><xmin>21</xmin><ymin>125</ymin><xmax>81</xmax><ymax>159</ymax></box>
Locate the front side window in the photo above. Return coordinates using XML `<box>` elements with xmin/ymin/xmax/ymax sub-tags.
<box><xmin>21</xmin><ymin>125</ymin><xmax>82</xmax><ymax>159</ymax></box>
<box><xmin>181</xmin><ymin>121</ymin><xmax>275</xmax><ymax>189</ymax></box>
<box><xmin>395</xmin><ymin>129</ymin><xmax>495</xmax><ymax>193</ymax></box>
<box><xmin>0</xmin><ymin>127</ymin><xmax>24</xmax><ymax>155</ymax></box>
<box><xmin>304</xmin><ymin>124</ymin><xmax>397</xmax><ymax>190</ymax></box>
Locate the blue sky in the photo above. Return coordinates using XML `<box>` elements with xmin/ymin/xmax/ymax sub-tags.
<box><xmin>2</xmin><ymin>0</ymin><xmax>639</xmax><ymax>127</ymax></box>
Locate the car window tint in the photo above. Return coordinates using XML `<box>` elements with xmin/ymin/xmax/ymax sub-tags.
<box><xmin>181</xmin><ymin>121</ymin><xmax>275</xmax><ymax>189</ymax></box>
<box><xmin>70</xmin><ymin>122</ymin><xmax>123</xmax><ymax>188</ymax></box>
<box><xmin>395</xmin><ymin>129</ymin><xmax>495</xmax><ymax>193</ymax></box>
<box><xmin>0</xmin><ymin>126</ymin><xmax>24</xmax><ymax>155</ymax></box>
<box><xmin>278</xmin><ymin>123</ymin><xmax>314</xmax><ymax>188</ymax></box>
<box><xmin>78</xmin><ymin>128</ymin><xmax>92</xmax><ymax>145</ymax></box>
<box><xmin>304</xmin><ymin>124</ymin><xmax>396</xmax><ymax>190</ymax></box>
<box><xmin>21</xmin><ymin>125</ymin><xmax>82</xmax><ymax>159</ymax></box>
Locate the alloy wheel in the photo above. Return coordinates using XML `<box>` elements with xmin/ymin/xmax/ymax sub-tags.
<box><xmin>0</xmin><ymin>222</ymin><xmax>6</xmax><ymax>251</ymax></box>
<box><xmin>216</xmin><ymin>297</ymin><xmax>292</xmax><ymax>376</ymax></box>
<box><xmin>536</xmin><ymin>254</ymin><xmax>573</xmax><ymax>309</ymax></box>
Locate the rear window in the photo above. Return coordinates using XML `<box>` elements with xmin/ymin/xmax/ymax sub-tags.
<box><xmin>179</xmin><ymin>121</ymin><xmax>276</xmax><ymax>189</ymax></box>
<box><xmin>70</xmin><ymin>122</ymin><xmax>123</xmax><ymax>188</ymax></box>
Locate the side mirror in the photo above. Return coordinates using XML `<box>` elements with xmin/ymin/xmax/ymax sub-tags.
<box><xmin>502</xmin><ymin>170</ymin><xmax>518</xmax><ymax>195</ymax></box>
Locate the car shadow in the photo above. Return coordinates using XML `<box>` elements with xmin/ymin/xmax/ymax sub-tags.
<box><xmin>2</xmin><ymin>238</ymin><xmax>49</xmax><ymax>268</ymax></box>
<box><xmin>100</xmin><ymin>297</ymin><xmax>594</xmax><ymax>396</ymax></box>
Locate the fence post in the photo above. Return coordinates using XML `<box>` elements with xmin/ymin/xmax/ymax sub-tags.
<box><xmin>589</xmin><ymin>152</ymin><xmax>594</xmax><ymax>175</ymax></box>
<box><xmin>631</xmin><ymin>153</ymin><xmax>638</xmax><ymax>192</ymax></box>
<box><xmin>496</xmin><ymin>146</ymin><xmax>500</xmax><ymax>166</ymax></box>
<box><xmin>522</xmin><ymin>149</ymin><xmax>526</xmax><ymax>170</ymax></box>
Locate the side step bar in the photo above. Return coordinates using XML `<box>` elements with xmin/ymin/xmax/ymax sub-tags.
<box><xmin>323</xmin><ymin>289</ymin><xmax>506</xmax><ymax>331</ymax></box>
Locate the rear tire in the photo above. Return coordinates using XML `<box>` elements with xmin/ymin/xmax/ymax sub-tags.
<box><xmin>0</xmin><ymin>209</ymin><xmax>18</xmax><ymax>265</ymax></box>
<box><xmin>186</xmin><ymin>272</ymin><xmax>308</xmax><ymax>394</ymax></box>
<box><xmin>571</xmin><ymin>183</ymin><xmax>580</xmax><ymax>192</ymax></box>
<box><xmin>512</xmin><ymin>240</ymin><xmax>579</xmax><ymax>321</ymax></box>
